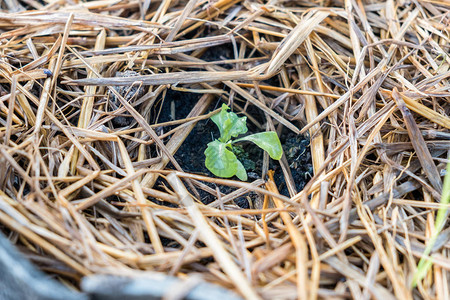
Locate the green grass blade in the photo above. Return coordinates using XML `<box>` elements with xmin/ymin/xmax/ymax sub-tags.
<box><xmin>412</xmin><ymin>160</ymin><xmax>450</xmax><ymax>287</ymax></box>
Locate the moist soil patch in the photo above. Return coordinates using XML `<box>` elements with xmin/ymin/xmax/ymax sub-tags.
<box><xmin>155</xmin><ymin>88</ymin><xmax>312</xmax><ymax>206</ymax></box>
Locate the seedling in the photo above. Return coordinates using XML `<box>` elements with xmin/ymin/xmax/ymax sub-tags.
<box><xmin>204</xmin><ymin>104</ymin><xmax>283</xmax><ymax>181</ymax></box>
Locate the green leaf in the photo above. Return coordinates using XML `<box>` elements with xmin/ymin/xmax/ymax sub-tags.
<box><xmin>204</xmin><ymin>140</ymin><xmax>238</xmax><ymax>178</ymax></box>
<box><xmin>234</xmin><ymin>132</ymin><xmax>283</xmax><ymax>160</ymax></box>
<box><xmin>211</xmin><ymin>104</ymin><xmax>248</xmax><ymax>142</ymax></box>
<box><xmin>235</xmin><ymin>159</ymin><xmax>248</xmax><ymax>181</ymax></box>
<box><xmin>412</xmin><ymin>160</ymin><xmax>450</xmax><ymax>287</ymax></box>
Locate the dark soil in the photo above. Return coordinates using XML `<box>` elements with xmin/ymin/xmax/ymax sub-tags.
<box><xmin>154</xmin><ymin>88</ymin><xmax>313</xmax><ymax>205</ymax></box>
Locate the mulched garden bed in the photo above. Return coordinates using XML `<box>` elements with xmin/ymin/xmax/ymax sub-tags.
<box><xmin>0</xmin><ymin>0</ymin><xmax>449</xmax><ymax>299</ymax></box>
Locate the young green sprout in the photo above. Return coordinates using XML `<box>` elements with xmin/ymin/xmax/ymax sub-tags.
<box><xmin>204</xmin><ymin>104</ymin><xmax>283</xmax><ymax>181</ymax></box>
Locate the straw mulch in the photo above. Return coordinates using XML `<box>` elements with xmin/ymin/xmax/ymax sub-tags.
<box><xmin>0</xmin><ymin>0</ymin><xmax>449</xmax><ymax>299</ymax></box>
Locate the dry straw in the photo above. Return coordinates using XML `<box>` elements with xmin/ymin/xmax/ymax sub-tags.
<box><xmin>0</xmin><ymin>0</ymin><xmax>449</xmax><ymax>299</ymax></box>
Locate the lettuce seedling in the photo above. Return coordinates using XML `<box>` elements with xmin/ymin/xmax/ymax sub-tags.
<box><xmin>205</xmin><ymin>104</ymin><xmax>283</xmax><ymax>181</ymax></box>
